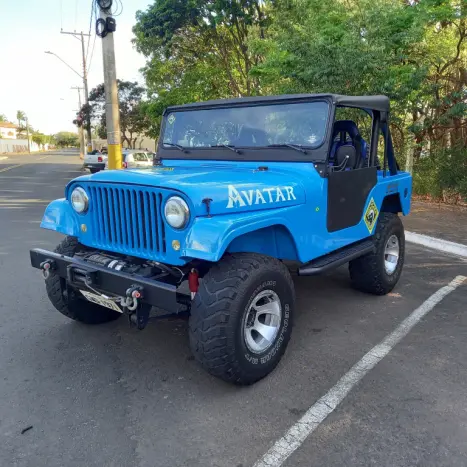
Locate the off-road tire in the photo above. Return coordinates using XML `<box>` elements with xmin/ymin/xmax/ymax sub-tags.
<box><xmin>189</xmin><ymin>253</ymin><xmax>295</xmax><ymax>385</ymax></box>
<box><xmin>45</xmin><ymin>236</ymin><xmax>121</xmax><ymax>324</ymax></box>
<box><xmin>349</xmin><ymin>213</ymin><xmax>405</xmax><ymax>295</ymax></box>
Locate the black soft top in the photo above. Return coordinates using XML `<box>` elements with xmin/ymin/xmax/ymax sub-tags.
<box><xmin>165</xmin><ymin>94</ymin><xmax>390</xmax><ymax>113</ymax></box>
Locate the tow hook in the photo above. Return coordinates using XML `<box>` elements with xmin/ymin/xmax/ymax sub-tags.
<box><xmin>123</xmin><ymin>285</ymin><xmax>144</xmax><ymax>311</ymax></box>
<box><xmin>124</xmin><ymin>285</ymin><xmax>150</xmax><ymax>330</ymax></box>
<box><xmin>188</xmin><ymin>268</ymin><xmax>199</xmax><ymax>300</ymax></box>
<box><xmin>40</xmin><ymin>259</ymin><xmax>56</xmax><ymax>279</ymax></box>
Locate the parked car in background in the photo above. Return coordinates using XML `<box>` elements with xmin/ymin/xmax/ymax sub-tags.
<box><xmin>104</xmin><ymin>150</ymin><xmax>153</xmax><ymax>170</ymax></box>
<box><xmin>84</xmin><ymin>149</ymin><xmax>107</xmax><ymax>173</ymax></box>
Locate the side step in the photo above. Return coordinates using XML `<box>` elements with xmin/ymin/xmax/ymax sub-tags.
<box><xmin>298</xmin><ymin>239</ymin><xmax>375</xmax><ymax>276</ymax></box>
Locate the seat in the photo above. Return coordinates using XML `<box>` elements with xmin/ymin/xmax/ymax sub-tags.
<box><xmin>334</xmin><ymin>144</ymin><xmax>357</xmax><ymax>170</ymax></box>
<box><xmin>329</xmin><ymin>120</ymin><xmax>368</xmax><ymax>169</ymax></box>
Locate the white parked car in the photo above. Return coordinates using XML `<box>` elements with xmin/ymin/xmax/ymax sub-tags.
<box><xmin>84</xmin><ymin>150</ymin><xmax>108</xmax><ymax>173</ymax></box>
<box><xmin>104</xmin><ymin>150</ymin><xmax>153</xmax><ymax>170</ymax></box>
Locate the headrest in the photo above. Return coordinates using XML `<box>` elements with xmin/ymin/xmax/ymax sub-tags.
<box><xmin>332</xmin><ymin>120</ymin><xmax>361</xmax><ymax>140</ymax></box>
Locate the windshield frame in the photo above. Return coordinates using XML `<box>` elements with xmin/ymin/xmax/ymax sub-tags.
<box><xmin>157</xmin><ymin>96</ymin><xmax>334</xmax><ymax>163</ymax></box>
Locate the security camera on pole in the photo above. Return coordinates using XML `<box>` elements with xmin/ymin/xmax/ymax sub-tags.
<box><xmin>96</xmin><ymin>0</ymin><xmax>122</xmax><ymax>170</ymax></box>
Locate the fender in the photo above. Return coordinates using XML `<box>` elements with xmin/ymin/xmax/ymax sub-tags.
<box><xmin>373</xmin><ymin>171</ymin><xmax>412</xmax><ymax>216</ymax></box>
<box><xmin>183</xmin><ymin>206</ymin><xmax>300</xmax><ymax>262</ymax></box>
<box><xmin>41</xmin><ymin>198</ymin><xmax>80</xmax><ymax>236</ymax></box>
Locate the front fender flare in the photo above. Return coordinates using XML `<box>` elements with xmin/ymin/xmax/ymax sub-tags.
<box><xmin>40</xmin><ymin>198</ymin><xmax>80</xmax><ymax>236</ymax></box>
<box><xmin>183</xmin><ymin>207</ymin><xmax>299</xmax><ymax>262</ymax></box>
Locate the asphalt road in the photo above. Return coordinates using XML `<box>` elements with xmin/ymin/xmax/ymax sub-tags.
<box><xmin>1</xmin><ymin>151</ymin><xmax>466</xmax><ymax>467</ymax></box>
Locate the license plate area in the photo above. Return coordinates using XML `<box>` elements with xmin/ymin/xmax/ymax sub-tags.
<box><xmin>80</xmin><ymin>290</ymin><xmax>123</xmax><ymax>313</ymax></box>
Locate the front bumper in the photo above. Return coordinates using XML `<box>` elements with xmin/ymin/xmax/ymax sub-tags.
<box><xmin>30</xmin><ymin>248</ymin><xmax>189</xmax><ymax>313</ymax></box>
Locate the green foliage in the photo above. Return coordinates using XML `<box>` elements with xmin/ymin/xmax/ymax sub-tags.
<box><xmin>15</xmin><ymin>110</ymin><xmax>28</xmax><ymax>136</ymax></box>
<box><xmin>16</xmin><ymin>110</ymin><xmax>26</xmax><ymax>124</ymax></box>
<box><xmin>413</xmin><ymin>145</ymin><xmax>467</xmax><ymax>203</ymax></box>
<box><xmin>130</xmin><ymin>0</ymin><xmax>467</xmax><ymax>202</ymax></box>
<box><xmin>133</xmin><ymin>0</ymin><xmax>266</xmax><ymax>101</ymax></box>
<box><xmin>0</xmin><ymin>114</ymin><xmax>8</xmax><ymax>122</ymax></box>
<box><xmin>32</xmin><ymin>133</ymin><xmax>51</xmax><ymax>147</ymax></box>
<box><xmin>54</xmin><ymin>131</ymin><xmax>79</xmax><ymax>148</ymax></box>
<box><xmin>252</xmin><ymin>0</ymin><xmax>427</xmax><ymax>102</ymax></box>
<box><xmin>75</xmin><ymin>81</ymin><xmax>149</xmax><ymax>148</ymax></box>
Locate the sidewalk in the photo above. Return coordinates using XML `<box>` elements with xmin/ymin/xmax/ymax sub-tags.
<box><xmin>404</xmin><ymin>201</ymin><xmax>467</xmax><ymax>245</ymax></box>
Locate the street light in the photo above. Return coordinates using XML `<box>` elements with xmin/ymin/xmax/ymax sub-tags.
<box><xmin>44</xmin><ymin>51</ymin><xmax>83</xmax><ymax>79</ymax></box>
<box><xmin>44</xmin><ymin>50</ymin><xmax>92</xmax><ymax>152</ymax></box>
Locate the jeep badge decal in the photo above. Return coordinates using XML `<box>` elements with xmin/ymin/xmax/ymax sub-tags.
<box><xmin>364</xmin><ymin>198</ymin><xmax>379</xmax><ymax>233</ymax></box>
<box><xmin>227</xmin><ymin>184</ymin><xmax>296</xmax><ymax>209</ymax></box>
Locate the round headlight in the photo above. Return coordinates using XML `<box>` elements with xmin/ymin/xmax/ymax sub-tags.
<box><xmin>71</xmin><ymin>187</ymin><xmax>89</xmax><ymax>213</ymax></box>
<box><xmin>164</xmin><ymin>196</ymin><xmax>189</xmax><ymax>229</ymax></box>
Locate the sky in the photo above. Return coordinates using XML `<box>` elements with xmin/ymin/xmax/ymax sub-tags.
<box><xmin>0</xmin><ymin>0</ymin><xmax>152</xmax><ymax>134</ymax></box>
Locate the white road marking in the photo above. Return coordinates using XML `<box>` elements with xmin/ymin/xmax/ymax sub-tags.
<box><xmin>0</xmin><ymin>163</ymin><xmax>23</xmax><ymax>173</ymax></box>
<box><xmin>254</xmin><ymin>275</ymin><xmax>466</xmax><ymax>467</ymax></box>
<box><xmin>0</xmin><ymin>156</ymin><xmax>49</xmax><ymax>173</ymax></box>
<box><xmin>406</xmin><ymin>231</ymin><xmax>467</xmax><ymax>258</ymax></box>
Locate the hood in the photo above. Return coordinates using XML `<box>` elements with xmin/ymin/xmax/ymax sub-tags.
<box><xmin>72</xmin><ymin>164</ymin><xmax>306</xmax><ymax>216</ymax></box>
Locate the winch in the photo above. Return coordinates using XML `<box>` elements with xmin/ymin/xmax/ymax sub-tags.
<box><xmin>76</xmin><ymin>251</ymin><xmax>157</xmax><ymax>277</ymax></box>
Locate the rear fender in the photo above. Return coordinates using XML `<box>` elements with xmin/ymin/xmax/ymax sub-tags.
<box><xmin>183</xmin><ymin>207</ymin><xmax>299</xmax><ymax>262</ymax></box>
<box><xmin>376</xmin><ymin>172</ymin><xmax>412</xmax><ymax>216</ymax></box>
<box><xmin>40</xmin><ymin>198</ymin><xmax>80</xmax><ymax>236</ymax></box>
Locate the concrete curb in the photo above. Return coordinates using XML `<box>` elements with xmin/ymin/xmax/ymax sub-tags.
<box><xmin>406</xmin><ymin>231</ymin><xmax>467</xmax><ymax>258</ymax></box>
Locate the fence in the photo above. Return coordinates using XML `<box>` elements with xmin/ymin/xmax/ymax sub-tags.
<box><xmin>0</xmin><ymin>139</ymin><xmax>46</xmax><ymax>153</ymax></box>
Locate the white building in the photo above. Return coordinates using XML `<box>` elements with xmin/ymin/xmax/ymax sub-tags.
<box><xmin>0</xmin><ymin>122</ymin><xmax>18</xmax><ymax>139</ymax></box>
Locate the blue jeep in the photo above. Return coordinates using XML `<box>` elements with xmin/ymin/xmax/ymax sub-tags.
<box><xmin>31</xmin><ymin>94</ymin><xmax>411</xmax><ymax>384</ymax></box>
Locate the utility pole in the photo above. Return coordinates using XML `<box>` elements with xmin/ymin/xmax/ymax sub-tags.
<box><xmin>60</xmin><ymin>30</ymin><xmax>92</xmax><ymax>152</ymax></box>
<box><xmin>98</xmin><ymin>5</ymin><xmax>122</xmax><ymax>169</ymax></box>
<box><xmin>72</xmin><ymin>86</ymin><xmax>86</xmax><ymax>159</ymax></box>
<box><xmin>25</xmin><ymin>116</ymin><xmax>31</xmax><ymax>154</ymax></box>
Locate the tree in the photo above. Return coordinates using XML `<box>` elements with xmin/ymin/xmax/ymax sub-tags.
<box><xmin>16</xmin><ymin>110</ymin><xmax>26</xmax><ymax>129</ymax></box>
<box><xmin>133</xmin><ymin>0</ymin><xmax>268</xmax><ymax>100</ymax></box>
<box><xmin>132</xmin><ymin>0</ymin><xmax>466</xmax><ymax>201</ymax></box>
<box><xmin>0</xmin><ymin>114</ymin><xmax>7</xmax><ymax>122</ymax></box>
<box><xmin>54</xmin><ymin>131</ymin><xmax>79</xmax><ymax>148</ymax></box>
<box><xmin>250</xmin><ymin>0</ymin><xmax>466</xmax><ymax>201</ymax></box>
<box><xmin>32</xmin><ymin>132</ymin><xmax>52</xmax><ymax>148</ymax></box>
<box><xmin>16</xmin><ymin>110</ymin><xmax>28</xmax><ymax>137</ymax></box>
<box><xmin>75</xmin><ymin>80</ymin><xmax>149</xmax><ymax>148</ymax></box>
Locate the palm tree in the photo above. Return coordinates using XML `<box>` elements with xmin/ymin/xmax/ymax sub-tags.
<box><xmin>0</xmin><ymin>114</ymin><xmax>7</xmax><ymax>122</ymax></box>
<box><xmin>16</xmin><ymin>110</ymin><xmax>26</xmax><ymax>130</ymax></box>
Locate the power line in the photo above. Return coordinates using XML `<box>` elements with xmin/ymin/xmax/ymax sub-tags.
<box><xmin>88</xmin><ymin>32</ymin><xmax>97</xmax><ymax>73</ymax></box>
<box><xmin>113</xmin><ymin>0</ymin><xmax>123</xmax><ymax>16</ymax></box>
<box><xmin>60</xmin><ymin>0</ymin><xmax>63</xmax><ymax>29</ymax></box>
<box><xmin>85</xmin><ymin>0</ymin><xmax>95</xmax><ymax>63</ymax></box>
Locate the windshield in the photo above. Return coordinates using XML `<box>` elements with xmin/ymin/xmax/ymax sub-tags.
<box><xmin>162</xmin><ymin>101</ymin><xmax>329</xmax><ymax>149</ymax></box>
